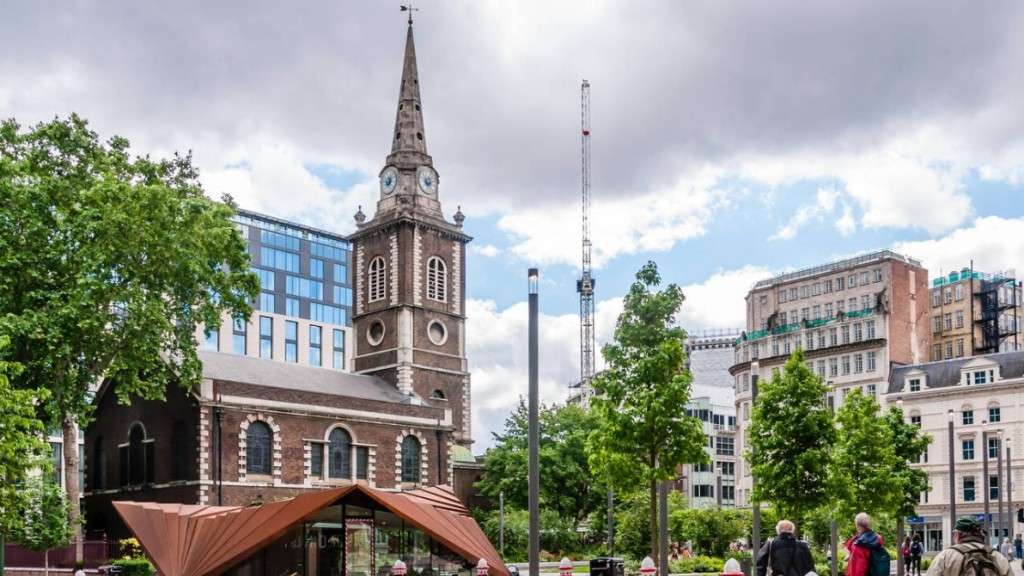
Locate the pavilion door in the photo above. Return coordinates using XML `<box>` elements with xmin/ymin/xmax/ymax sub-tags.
<box><xmin>346</xmin><ymin>519</ymin><xmax>375</xmax><ymax>576</ymax></box>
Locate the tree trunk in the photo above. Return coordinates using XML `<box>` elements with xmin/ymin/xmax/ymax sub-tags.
<box><xmin>44</xmin><ymin>547</ymin><xmax>49</xmax><ymax>576</ymax></box>
<box><xmin>62</xmin><ymin>414</ymin><xmax>82</xmax><ymax>561</ymax></box>
<box><xmin>649</xmin><ymin>452</ymin><xmax>658</xmax><ymax>562</ymax></box>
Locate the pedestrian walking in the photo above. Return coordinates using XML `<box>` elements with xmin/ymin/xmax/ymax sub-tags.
<box><xmin>1014</xmin><ymin>534</ymin><xmax>1022</xmax><ymax>562</ymax></box>
<box><xmin>925</xmin><ymin>517</ymin><xmax>1011</xmax><ymax>576</ymax></box>
<box><xmin>910</xmin><ymin>533</ymin><xmax>924</xmax><ymax>576</ymax></box>
<box><xmin>755</xmin><ymin>520</ymin><xmax>814</xmax><ymax>576</ymax></box>
<box><xmin>845</xmin><ymin>513</ymin><xmax>889</xmax><ymax>576</ymax></box>
<box><xmin>997</xmin><ymin>538</ymin><xmax>1011</xmax><ymax>561</ymax></box>
<box><xmin>902</xmin><ymin>537</ymin><xmax>913</xmax><ymax>575</ymax></box>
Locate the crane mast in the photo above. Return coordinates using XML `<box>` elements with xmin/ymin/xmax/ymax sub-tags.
<box><xmin>577</xmin><ymin>79</ymin><xmax>596</xmax><ymax>403</ymax></box>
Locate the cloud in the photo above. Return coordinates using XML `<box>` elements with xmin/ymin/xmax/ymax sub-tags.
<box><xmin>894</xmin><ymin>216</ymin><xmax>1024</xmax><ymax>278</ymax></box>
<box><xmin>770</xmin><ymin>187</ymin><xmax>839</xmax><ymax>240</ymax></box>
<box><xmin>467</xmin><ymin>265</ymin><xmax>770</xmax><ymax>451</ymax></box>
<box><xmin>836</xmin><ymin>202</ymin><xmax>857</xmax><ymax>236</ymax></box>
<box><xmin>469</xmin><ymin>244</ymin><xmax>500</xmax><ymax>258</ymax></box>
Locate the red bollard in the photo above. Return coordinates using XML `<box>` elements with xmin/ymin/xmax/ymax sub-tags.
<box><xmin>560</xmin><ymin>557</ymin><xmax>573</xmax><ymax>576</ymax></box>
<box><xmin>393</xmin><ymin>560</ymin><xmax>407</xmax><ymax>576</ymax></box>
<box><xmin>722</xmin><ymin>558</ymin><xmax>744</xmax><ymax>576</ymax></box>
<box><xmin>640</xmin><ymin>556</ymin><xmax>657</xmax><ymax>576</ymax></box>
<box><xmin>476</xmin><ymin>558</ymin><xmax>489</xmax><ymax>576</ymax></box>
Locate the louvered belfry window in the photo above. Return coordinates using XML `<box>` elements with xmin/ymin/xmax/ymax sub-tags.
<box><xmin>368</xmin><ymin>257</ymin><xmax>386</xmax><ymax>302</ymax></box>
<box><xmin>427</xmin><ymin>256</ymin><xmax>447</xmax><ymax>302</ymax></box>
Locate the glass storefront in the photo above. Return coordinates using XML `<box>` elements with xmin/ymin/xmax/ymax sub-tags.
<box><xmin>906</xmin><ymin>517</ymin><xmax>943</xmax><ymax>553</ymax></box>
<box><xmin>226</xmin><ymin>499</ymin><xmax>476</xmax><ymax>576</ymax></box>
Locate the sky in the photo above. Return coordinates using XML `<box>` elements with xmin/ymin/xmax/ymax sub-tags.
<box><xmin>4</xmin><ymin>1</ymin><xmax>1024</xmax><ymax>453</ymax></box>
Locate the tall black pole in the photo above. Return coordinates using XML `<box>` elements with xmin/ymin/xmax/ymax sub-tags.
<box><xmin>997</xmin><ymin>436</ymin><xmax>1004</xmax><ymax>542</ymax></box>
<box><xmin>658</xmin><ymin>480</ymin><xmax>669</xmax><ymax>576</ymax></box>
<box><xmin>750</xmin><ymin>376</ymin><xmax>761</xmax><ymax>556</ymax></box>
<box><xmin>499</xmin><ymin>491</ymin><xmax>505</xmax><ymax>557</ymax></box>
<box><xmin>215</xmin><ymin>406</ymin><xmax>223</xmax><ymax>506</ymax></box>
<box><xmin>983</xmin><ymin>422</ymin><xmax>991</xmax><ymax>543</ymax></box>
<box><xmin>1006</xmin><ymin>440</ymin><xmax>1014</xmax><ymax>543</ymax></box>
<box><xmin>948</xmin><ymin>411</ymin><xmax>956</xmax><ymax>535</ymax></box>
<box><xmin>607</xmin><ymin>487</ymin><xmax>615</xmax><ymax>555</ymax></box>
<box><xmin>528</xmin><ymin>268</ymin><xmax>540</xmax><ymax>576</ymax></box>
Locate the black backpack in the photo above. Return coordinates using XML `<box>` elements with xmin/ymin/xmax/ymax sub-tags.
<box><xmin>952</xmin><ymin>544</ymin><xmax>1001</xmax><ymax>576</ymax></box>
<box><xmin>911</xmin><ymin>541</ymin><xmax>923</xmax><ymax>556</ymax></box>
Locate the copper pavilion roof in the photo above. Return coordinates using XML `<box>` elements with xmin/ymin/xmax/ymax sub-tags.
<box><xmin>113</xmin><ymin>484</ymin><xmax>506</xmax><ymax>576</ymax></box>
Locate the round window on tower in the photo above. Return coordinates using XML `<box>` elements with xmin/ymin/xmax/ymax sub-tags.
<box><xmin>427</xmin><ymin>320</ymin><xmax>447</xmax><ymax>346</ymax></box>
<box><xmin>367</xmin><ymin>320</ymin><xmax>386</xmax><ymax>347</ymax></box>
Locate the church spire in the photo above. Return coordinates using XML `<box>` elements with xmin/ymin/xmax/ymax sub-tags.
<box><xmin>389</xmin><ymin>21</ymin><xmax>430</xmax><ymax>163</ymax></box>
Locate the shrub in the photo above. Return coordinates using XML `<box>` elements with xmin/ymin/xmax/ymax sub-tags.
<box><xmin>669</xmin><ymin>555</ymin><xmax>723</xmax><ymax>574</ymax></box>
<box><xmin>111</xmin><ymin>558</ymin><xmax>155</xmax><ymax>576</ymax></box>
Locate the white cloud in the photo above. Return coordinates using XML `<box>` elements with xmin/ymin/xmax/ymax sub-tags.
<box><xmin>770</xmin><ymin>187</ymin><xmax>839</xmax><ymax>240</ymax></box>
<box><xmin>497</xmin><ymin>171</ymin><xmax>726</xmax><ymax>269</ymax></box>
<box><xmin>893</xmin><ymin>216</ymin><xmax>1024</xmax><ymax>278</ymax></box>
<box><xmin>836</xmin><ymin>202</ymin><xmax>857</xmax><ymax>236</ymax></box>
<box><xmin>469</xmin><ymin>244</ymin><xmax>500</xmax><ymax>258</ymax></box>
<box><xmin>467</xmin><ymin>265</ymin><xmax>771</xmax><ymax>452</ymax></box>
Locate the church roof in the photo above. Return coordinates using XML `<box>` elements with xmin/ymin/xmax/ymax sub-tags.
<box><xmin>198</xmin><ymin>350</ymin><xmax>410</xmax><ymax>404</ymax></box>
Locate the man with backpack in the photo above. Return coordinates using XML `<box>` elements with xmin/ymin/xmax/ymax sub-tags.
<box><xmin>756</xmin><ymin>519</ymin><xmax>815</xmax><ymax>576</ymax></box>
<box><xmin>910</xmin><ymin>533</ymin><xmax>924</xmax><ymax>576</ymax></box>
<box><xmin>845</xmin><ymin>513</ymin><xmax>890</xmax><ymax>576</ymax></box>
<box><xmin>925</xmin><ymin>517</ymin><xmax>1011</xmax><ymax>576</ymax></box>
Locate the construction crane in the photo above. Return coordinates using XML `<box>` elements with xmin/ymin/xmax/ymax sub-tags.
<box><xmin>576</xmin><ymin>79</ymin><xmax>596</xmax><ymax>404</ymax></box>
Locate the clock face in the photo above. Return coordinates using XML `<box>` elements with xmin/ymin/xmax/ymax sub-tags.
<box><xmin>417</xmin><ymin>167</ymin><xmax>437</xmax><ymax>196</ymax></box>
<box><xmin>380</xmin><ymin>167</ymin><xmax>398</xmax><ymax>195</ymax></box>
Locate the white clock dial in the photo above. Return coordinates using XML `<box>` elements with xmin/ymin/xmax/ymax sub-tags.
<box><xmin>380</xmin><ymin>167</ymin><xmax>398</xmax><ymax>195</ymax></box>
<box><xmin>417</xmin><ymin>167</ymin><xmax>437</xmax><ymax>196</ymax></box>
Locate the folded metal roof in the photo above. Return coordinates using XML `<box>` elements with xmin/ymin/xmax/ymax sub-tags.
<box><xmin>113</xmin><ymin>484</ymin><xmax>506</xmax><ymax>576</ymax></box>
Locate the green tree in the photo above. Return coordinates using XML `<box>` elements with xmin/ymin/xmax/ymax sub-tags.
<box><xmin>0</xmin><ymin>337</ymin><xmax>57</xmax><ymax>562</ymax></box>
<box><xmin>670</xmin><ymin>507</ymin><xmax>749</xmax><ymax>557</ymax></box>
<box><xmin>587</xmin><ymin>262</ymin><xmax>707</xmax><ymax>559</ymax></box>
<box><xmin>0</xmin><ymin>115</ymin><xmax>259</xmax><ymax>545</ymax></box>
<box><xmin>747</xmin><ymin>349</ymin><xmax>835</xmax><ymax>531</ymax></box>
<box><xmin>884</xmin><ymin>407</ymin><xmax>931</xmax><ymax>519</ymax></box>
<box><xmin>829</xmin><ymin>389</ymin><xmax>900</xmax><ymax>520</ymax></box>
<box><xmin>478</xmin><ymin>401</ymin><xmax>605</xmax><ymax>528</ymax></box>
<box><xmin>12</xmin><ymin>478</ymin><xmax>72</xmax><ymax>576</ymax></box>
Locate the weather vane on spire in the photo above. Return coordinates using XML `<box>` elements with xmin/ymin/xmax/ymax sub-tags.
<box><xmin>400</xmin><ymin>4</ymin><xmax>418</xmax><ymax>25</ymax></box>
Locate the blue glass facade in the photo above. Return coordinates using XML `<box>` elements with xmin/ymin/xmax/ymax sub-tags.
<box><xmin>234</xmin><ymin>210</ymin><xmax>353</xmax><ymax>327</ymax></box>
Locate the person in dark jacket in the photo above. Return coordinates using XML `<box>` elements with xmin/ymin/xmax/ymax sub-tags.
<box><xmin>756</xmin><ymin>520</ymin><xmax>815</xmax><ymax>576</ymax></box>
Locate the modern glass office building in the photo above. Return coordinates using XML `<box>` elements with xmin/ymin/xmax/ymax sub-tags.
<box><xmin>200</xmin><ymin>208</ymin><xmax>354</xmax><ymax>371</ymax></box>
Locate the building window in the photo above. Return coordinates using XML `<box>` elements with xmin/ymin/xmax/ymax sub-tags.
<box><xmin>121</xmin><ymin>423</ymin><xmax>153</xmax><ymax>487</ymax></box>
<box><xmin>945</xmin><ymin>342</ymin><xmax>953</xmax><ymax>359</ymax></box>
<box><xmin>944</xmin><ymin>288</ymin><xmax>953</xmax><ymax>305</ymax></box>
<box><xmin>849</xmin><ymin>297</ymin><xmax>858</xmax><ymax>311</ymax></box>
<box><xmin>427</xmin><ymin>256</ymin><xmax>448</xmax><ymax>302</ymax></box>
<box><xmin>866</xmin><ymin>351</ymin><xmax>876</xmax><ymax>372</ymax></box>
<box><xmin>825</xmin><ymin>303</ymin><xmax>834</xmax><ymax>318</ymax></box>
<box><xmin>956</xmin><ymin>339</ymin><xmax>964</xmax><ymax>357</ymax></box>
<box><xmin>909</xmin><ymin>378</ymin><xmax>921</xmax><ymax>392</ymax></box>
<box><xmin>841</xmin><ymin>325</ymin><xmax>850</xmax><ymax>344</ymax></box>
<box><xmin>829</xmin><ymin>357</ymin><xmax>838</xmax><ymax>377</ymax></box>
<box><xmin>963</xmin><ymin>409</ymin><xmax>974</xmax><ymax>425</ymax></box>
<box><xmin>932</xmin><ymin>290</ymin><xmax>941</xmax><ymax>307</ymax></box>
<box><xmin>401</xmin><ymin>435</ymin><xmax>421</xmax><ymax>483</ymax></box>
<box><xmin>854</xmin><ymin>353</ymin><xmax>863</xmax><ymax>373</ymax></box>
<box><xmin>246</xmin><ymin>421</ymin><xmax>272</xmax><ymax>475</ymax></box>
<box><xmin>258</xmin><ymin>292</ymin><xmax>276</xmax><ymax>313</ymax></box>
<box><xmin>356</xmin><ymin>447</ymin><xmax>369</xmax><ymax>480</ymax></box>
<box><xmin>334</xmin><ymin>263</ymin><xmax>348</xmax><ymax>283</ymax></box>
<box><xmin>232</xmin><ymin>317</ymin><xmax>247</xmax><ymax>355</ymax></box>
<box><xmin>955</xmin><ymin>310</ymin><xmax>964</xmax><ymax>329</ymax></box>
<box><xmin>860</xmin><ymin>271</ymin><xmax>869</xmax><ymax>285</ymax></box>
<box><xmin>311</xmin><ymin>258</ymin><xmax>324</xmax><ymax>279</ymax></box>
<box><xmin>309</xmin><ymin>325</ymin><xmax>322</xmax><ymax>366</ymax></box>
<box><xmin>715</xmin><ymin>437</ymin><xmax>734</xmax><ymax>456</ymax></box>
<box><xmin>333</xmin><ymin>286</ymin><xmax>353</xmax><ymax>306</ymax></box>
<box><xmin>932</xmin><ymin>343</ymin><xmax>941</xmax><ymax>361</ymax></box>
<box><xmin>829</xmin><ymin>328</ymin><xmax>838</xmax><ymax>346</ymax></box>
<box><xmin>259</xmin><ymin>316</ymin><xmax>273</xmax><ymax>358</ymax></box>
<box><xmin>854</xmin><ymin>323</ymin><xmax>862</xmax><ymax>342</ymax></box>
<box><xmin>836</xmin><ymin>276</ymin><xmax>845</xmax><ymax>291</ymax></box>
<box><xmin>974</xmin><ymin>371</ymin><xmax>988</xmax><ymax>385</ymax></box>
<box><xmin>310</xmin><ymin>442</ymin><xmax>324</xmax><ymax>478</ymax></box>
<box><xmin>989</xmin><ymin>406</ymin><xmax>1001</xmax><ymax>422</ymax></box>
<box><xmin>824</xmin><ymin>280</ymin><xmax>833</xmax><ymax>293</ymax></box>
<box><xmin>693</xmin><ymin>485</ymin><xmax>714</xmax><ymax>498</ymax></box>
<box><xmin>260</xmin><ymin>247</ymin><xmax>300</xmax><ymax>273</ymax></box>
<box><xmin>964</xmin><ymin>476</ymin><xmax>976</xmax><ymax>501</ymax></box>
<box><xmin>849</xmin><ymin>274</ymin><xmax>857</xmax><ymax>288</ymax></box>
<box><xmin>944</xmin><ymin>313</ymin><xmax>953</xmax><ymax>331</ymax></box>
<box><xmin>329</xmin><ymin>428</ymin><xmax>352</xmax><ymax>479</ymax></box>
<box><xmin>256</xmin><ymin>268</ymin><xmax>275</xmax><ymax>291</ymax></box>
<box><xmin>260</xmin><ymin>229</ymin><xmax>300</xmax><ymax>251</ymax></box>
<box><xmin>286</xmin><ymin>276</ymin><xmax>323</xmax><ymax>300</ymax></box>
<box><xmin>988</xmin><ymin>437</ymin><xmax>1000</xmax><ymax>459</ymax></box>
<box><xmin>873</xmin><ymin>268</ymin><xmax>882</xmax><ymax>283</ymax></box>
<box><xmin>368</xmin><ymin>257</ymin><xmax>386</xmax><ymax>302</ymax></box>
<box><xmin>817</xmin><ymin>331</ymin><xmax>826</xmax><ymax>349</ymax></box>
<box><xmin>841</xmin><ymin>355</ymin><xmax>850</xmax><ymax>375</ymax></box>
<box><xmin>813</xmin><ymin>304</ymin><xmax>821</xmax><ymax>320</ymax></box>
<box><xmin>910</xmin><ymin>414</ymin><xmax>921</xmax><ymax>427</ymax></box>
<box><xmin>962</xmin><ymin>439</ymin><xmax>975</xmax><ymax>460</ymax></box>
<box><xmin>778</xmin><ymin>290</ymin><xmax>786</xmax><ymax>304</ymax></box>
<box><xmin>286</xmin><ymin>297</ymin><xmax>300</xmax><ymax>317</ymax></box>
<box><xmin>310</xmin><ymin>242</ymin><xmax>347</xmax><ymax>261</ymax></box>
<box><xmin>816</xmin><ymin>360</ymin><xmax>826</xmax><ymax>378</ymax></box>
<box><xmin>310</xmin><ymin>303</ymin><xmax>346</xmax><ymax>325</ymax></box>
<box><xmin>285</xmin><ymin>320</ymin><xmax>298</xmax><ymax>362</ymax></box>
<box><xmin>989</xmin><ymin>475</ymin><xmax>1000</xmax><ymax>500</ymax></box>
<box><xmin>955</xmin><ymin>284</ymin><xmax>964</xmax><ymax>301</ymax></box>
<box><xmin>866</xmin><ymin>320</ymin><xmax>875</xmax><ymax>339</ymax></box>
<box><xmin>933</xmin><ymin>315</ymin><xmax>942</xmax><ymax>334</ymax></box>
<box><xmin>203</xmin><ymin>329</ymin><xmax>219</xmax><ymax>351</ymax></box>
<box><xmin>332</xmin><ymin>329</ymin><xmax>345</xmax><ymax>370</ymax></box>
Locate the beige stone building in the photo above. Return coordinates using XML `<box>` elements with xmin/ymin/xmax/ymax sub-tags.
<box><xmin>886</xmin><ymin>352</ymin><xmax>1024</xmax><ymax>552</ymax></box>
<box><xmin>730</xmin><ymin>250</ymin><xmax>931</xmax><ymax>507</ymax></box>
<box><xmin>928</xmin><ymin>267</ymin><xmax>1022</xmax><ymax>362</ymax></box>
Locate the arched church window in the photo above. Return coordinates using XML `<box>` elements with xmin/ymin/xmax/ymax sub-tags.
<box><xmin>329</xmin><ymin>428</ymin><xmax>352</xmax><ymax>479</ymax></box>
<box><xmin>427</xmin><ymin>256</ymin><xmax>447</xmax><ymax>302</ymax></box>
<box><xmin>368</xmin><ymin>257</ymin><xmax>386</xmax><ymax>302</ymax></box>
<box><xmin>121</xmin><ymin>423</ymin><xmax>153</xmax><ymax>486</ymax></box>
<box><xmin>246</xmin><ymin>421</ymin><xmax>272</xmax><ymax>475</ymax></box>
<box><xmin>401</xmin><ymin>435</ymin><xmax>421</xmax><ymax>483</ymax></box>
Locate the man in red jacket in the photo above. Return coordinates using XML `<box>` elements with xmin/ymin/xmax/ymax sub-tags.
<box><xmin>846</xmin><ymin>512</ymin><xmax>884</xmax><ymax>576</ymax></box>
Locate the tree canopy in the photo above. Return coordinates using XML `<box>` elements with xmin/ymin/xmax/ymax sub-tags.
<box><xmin>0</xmin><ymin>114</ymin><xmax>259</xmax><ymax>542</ymax></box>
<box><xmin>587</xmin><ymin>261</ymin><xmax>707</xmax><ymax>558</ymax></box>
<box><xmin>747</xmin><ymin>349</ymin><xmax>835</xmax><ymax>530</ymax></box>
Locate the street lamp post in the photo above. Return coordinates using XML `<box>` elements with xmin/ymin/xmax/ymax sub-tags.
<box><xmin>896</xmin><ymin>399</ymin><xmax>905</xmax><ymax>576</ymax></box>
<box><xmin>947</xmin><ymin>409</ymin><xmax>956</xmax><ymax>535</ymax></box>
<box><xmin>982</xmin><ymin>420</ymin><xmax>991</xmax><ymax>543</ymax></box>
<box><xmin>1006</xmin><ymin>438</ymin><xmax>1014</xmax><ymax>543</ymax></box>
<box><xmin>527</xmin><ymin>268</ymin><xmax>540</xmax><ymax>576</ymax></box>
<box><xmin>997</xmin><ymin>434</ymin><xmax>1005</xmax><ymax>543</ymax></box>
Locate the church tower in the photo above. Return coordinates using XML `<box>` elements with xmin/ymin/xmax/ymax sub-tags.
<box><xmin>349</xmin><ymin>20</ymin><xmax>473</xmax><ymax>449</ymax></box>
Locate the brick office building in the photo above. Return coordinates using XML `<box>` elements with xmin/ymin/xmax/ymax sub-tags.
<box><xmin>84</xmin><ymin>21</ymin><xmax>473</xmax><ymax>538</ymax></box>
